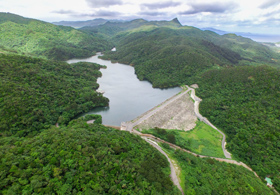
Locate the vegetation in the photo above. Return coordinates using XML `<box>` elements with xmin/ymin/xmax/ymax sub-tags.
<box><xmin>81</xmin><ymin>18</ymin><xmax>182</xmax><ymax>38</ymax></box>
<box><xmin>161</xmin><ymin>144</ymin><xmax>275</xmax><ymax>195</ymax></box>
<box><xmin>83</xmin><ymin>114</ymin><xmax>103</xmax><ymax>124</ymax></box>
<box><xmin>0</xmin><ymin>12</ymin><xmax>113</xmax><ymax>60</ymax></box>
<box><xmin>196</xmin><ymin>65</ymin><xmax>280</xmax><ymax>191</ymax></box>
<box><xmin>0</xmin><ymin>119</ymin><xmax>180</xmax><ymax>194</ymax></box>
<box><xmin>143</xmin><ymin>121</ymin><xmax>224</xmax><ymax>158</ymax></box>
<box><xmin>1</xmin><ymin>13</ymin><xmax>280</xmax><ymax>193</ymax></box>
<box><xmin>0</xmin><ymin>54</ymin><xmax>109</xmax><ymax>136</ymax></box>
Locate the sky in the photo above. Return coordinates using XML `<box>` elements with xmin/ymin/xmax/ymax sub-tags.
<box><xmin>1</xmin><ymin>0</ymin><xmax>280</xmax><ymax>34</ymax></box>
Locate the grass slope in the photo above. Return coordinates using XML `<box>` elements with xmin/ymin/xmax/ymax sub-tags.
<box><xmin>143</xmin><ymin>121</ymin><xmax>224</xmax><ymax>158</ymax></box>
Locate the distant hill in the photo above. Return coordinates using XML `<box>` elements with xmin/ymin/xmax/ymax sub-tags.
<box><xmin>81</xmin><ymin>18</ymin><xmax>182</xmax><ymax>37</ymax></box>
<box><xmin>201</xmin><ymin>27</ymin><xmax>280</xmax><ymax>43</ymax></box>
<box><xmin>53</xmin><ymin>18</ymin><xmax>126</xmax><ymax>28</ymax></box>
<box><xmin>201</xmin><ymin>27</ymin><xmax>227</xmax><ymax>35</ymax></box>
<box><xmin>0</xmin><ymin>13</ymin><xmax>113</xmax><ymax>60</ymax></box>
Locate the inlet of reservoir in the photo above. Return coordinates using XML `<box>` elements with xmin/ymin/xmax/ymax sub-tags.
<box><xmin>68</xmin><ymin>53</ymin><xmax>181</xmax><ymax>126</ymax></box>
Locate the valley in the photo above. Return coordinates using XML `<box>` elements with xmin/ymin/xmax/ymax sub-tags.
<box><xmin>0</xmin><ymin>12</ymin><xmax>279</xmax><ymax>194</ymax></box>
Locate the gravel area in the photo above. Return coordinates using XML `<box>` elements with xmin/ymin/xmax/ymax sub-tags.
<box><xmin>135</xmin><ymin>92</ymin><xmax>197</xmax><ymax>131</ymax></box>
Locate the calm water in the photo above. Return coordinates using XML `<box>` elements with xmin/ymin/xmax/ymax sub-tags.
<box><xmin>67</xmin><ymin>53</ymin><xmax>181</xmax><ymax>126</ymax></box>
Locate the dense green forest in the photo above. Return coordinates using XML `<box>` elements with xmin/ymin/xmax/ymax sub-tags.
<box><xmin>196</xmin><ymin>65</ymin><xmax>280</xmax><ymax>191</ymax></box>
<box><xmin>0</xmin><ymin>119</ymin><xmax>180</xmax><ymax>194</ymax></box>
<box><xmin>0</xmin><ymin>13</ymin><xmax>113</xmax><ymax>60</ymax></box>
<box><xmin>0</xmin><ymin>54</ymin><xmax>109</xmax><ymax>136</ymax></box>
<box><xmin>161</xmin><ymin>144</ymin><xmax>275</xmax><ymax>195</ymax></box>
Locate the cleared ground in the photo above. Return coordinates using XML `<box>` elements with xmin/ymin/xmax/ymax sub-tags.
<box><xmin>135</xmin><ymin>92</ymin><xmax>197</xmax><ymax>131</ymax></box>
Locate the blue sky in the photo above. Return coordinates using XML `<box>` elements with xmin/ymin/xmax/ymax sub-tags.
<box><xmin>1</xmin><ymin>0</ymin><xmax>280</xmax><ymax>34</ymax></box>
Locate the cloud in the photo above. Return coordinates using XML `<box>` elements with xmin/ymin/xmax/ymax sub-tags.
<box><xmin>52</xmin><ymin>10</ymin><xmax>76</xmax><ymax>15</ymax></box>
<box><xmin>88</xmin><ymin>10</ymin><xmax>121</xmax><ymax>17</ymax></box>
<box><xmin>180</xmin><ymin>1</ymin><xmax>238</xmax><ymax>15</ymax></box>
<box><xmin>138</xmin><ymin>11</ymin><xmax>166</xmax><ymax>16</ymax></box>
<box><xmin>86</xmin><ymin>0</ymin><xmax>123</xmax><ymax>8</ymax></box>
<box><xmin>141</xmin><ymin>1</ymin><xmax>181</xmax><ymax>10</ymax></box>
<box><xmin>52</xmin><ymin>9</ymin><xmax>121</xmax><ymax>18</ymax></box>
<box><xmin>259</xmin><ymin>0</ymin><xmax>280</xmax><ymax>9</ymax></box>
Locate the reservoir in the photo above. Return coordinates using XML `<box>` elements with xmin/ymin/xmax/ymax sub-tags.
<box><xmin>68</xmin><ymin>53</ymin><xmax>181</xmax><ymax>126</ymax></box>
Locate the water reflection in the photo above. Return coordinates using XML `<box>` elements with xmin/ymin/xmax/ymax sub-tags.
<box><xmin>68</xmin><ymin>53</ymin><xmax>181</xmax><ymax>126</ymax></box>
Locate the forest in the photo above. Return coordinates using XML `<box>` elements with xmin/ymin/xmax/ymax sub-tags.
<box><xmin>161</xmin><ymin>143</ymin><xmax>275</xmax><ymax>195</ymax></box>
<box><xmin>99</xmin><ymin>26</ymin><xmax>279</xmax><ymax>88</ymax></box>
<box><xmin>0</xmin><ymin>54</ymin><xmax>109</xmax><ymax>136</ymax></box>
<box><xmin>0</xmin><ymin>119</ymin><xmax>180</xmax><ymax>194</ymax></box>
<box><xmin>0</xmin><ymin>13</ymin><xmax>113</xmax><ymax>60</ymax></box>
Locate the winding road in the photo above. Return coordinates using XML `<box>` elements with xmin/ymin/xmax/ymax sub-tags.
<box><xmin>187</xmin><ymin>86</ymin><xmax>232</xmax><ymax>159</ymax></box>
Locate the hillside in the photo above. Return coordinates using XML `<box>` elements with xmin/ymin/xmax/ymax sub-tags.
<box><xmin>0</xmin><ymin>13</ymin><xmax>112</xmax><ymax>60</ymax></box>
<box><xmin>196</xmin><ymin>65</ymin><xmax>280</xmax><ymax>191</ymax></box>
<box><xmin>100</xmin><ymin>26</ymin><xmax>279</xmax><ymax>88</ymax></box>
<box><xmin>0</xmin><ymin>54</ymin><xmax>109</xmax><ymax>136</ymax></box>
<box><xmin>0</xmin><ymin>120</ymin><xmax>180</xmax><ymax>194</ymax></box>
<box><xmin>162</xmin><ymin>144</ymin><xmax>275</xmax><ymax>194</ymax></box>
<box><xmin>81</xmin><ymin>18</ymin><xmax>182</xmax><ymax>38</ymax></box>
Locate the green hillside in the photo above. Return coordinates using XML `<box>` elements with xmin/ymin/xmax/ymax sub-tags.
<box><xmin>0</xmin><ymin>120</ymin><xmax>180</xmax><ymax>195</ymax></box>
<box><xmin>0</xmin><ymin>13</ymin><xmax>113</xmax><ymax>60</ymax></box>
<box><xmin>97</xmin><ymin>25</ymin><xmax>279</xmax><ymax>88</ymax></box>
<box><xmin>196</xmin><ymin>65</ymin><xmax>280</xmax><ymax>191</ymax></box>
<box><xmin>81</xmin><ymin>18</ymin><xmax>182</xmax><ymax>38</ymax></box>
<box><xmin>0</xmin><ymin>54</ymin><xmax>108</xmax><ymax>136</ymax></box>
<box><xmin>161</xmin><ymin>144</ymin><xmax>275</xmax><ymax>195</ymax></box>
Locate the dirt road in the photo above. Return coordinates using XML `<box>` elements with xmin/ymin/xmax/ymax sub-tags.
<box><xmin>143</xmin><ymin>137</ymin><xmax>184</xmax><ymax>195</ymax></box>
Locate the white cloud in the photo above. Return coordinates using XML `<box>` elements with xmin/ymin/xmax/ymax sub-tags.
<box><xmin>0</xmin><ymin>0</ymin><xmax>279</xmax><ymax>34</ymax></box>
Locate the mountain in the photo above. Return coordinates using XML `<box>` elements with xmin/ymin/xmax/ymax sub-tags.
<box><xmin>98</xmin><ymin>22</ymin><xmax>279</xmax><ymax>88</ymax></box>
<box><xmin>201</xmin><ymin>27</ymin><xmax>227</xmax><ymax>35</ymax></box>
<box><xmin>53</xmin><ymin>18</ymin><xmax>126</xmax><ymax>28</ymax></box>
<box><xmin>81</xmin><ymin>18</ymin><xmax>182</xmax><ymax>37</ymax></box>
<box><xmin>0</xmin><ymin>13</ymin><xmax>113</xmax><ymax>60</ymax></box>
